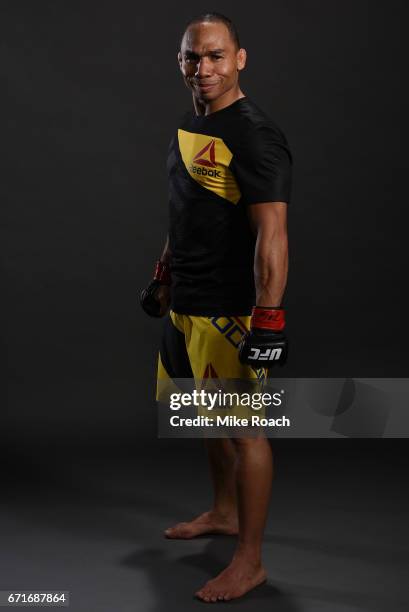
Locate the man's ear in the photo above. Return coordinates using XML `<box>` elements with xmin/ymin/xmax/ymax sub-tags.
<box><xmin>177</xmin><ymin>51</ymin><xmax>182</xmax><ymax>69</ymax></box>
<box><xmin>237</xmin><ymin>48</ymin><xmax>247</xmax><ymax>71</ymax></box>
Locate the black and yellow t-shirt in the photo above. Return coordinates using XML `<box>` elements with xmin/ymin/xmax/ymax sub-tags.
<box><xmin>167</xmin><ymin>96</ymin><xmax>292</xmax><ymax>316</ymax></box>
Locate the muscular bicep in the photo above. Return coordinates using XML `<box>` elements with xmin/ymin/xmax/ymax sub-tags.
<box><xmin>247</xmin><ymin>202</ymin><xmax>288</xmax><ymax>238</ymax></box>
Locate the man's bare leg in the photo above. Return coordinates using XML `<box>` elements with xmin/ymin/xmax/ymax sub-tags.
<box><xmin>195</xmin><ymin>437</ymin><xmax>273</xmax><ymax>602</ymax></box>
<box><xmin>164</xmin><ymin>438</ymin><xmax>239</xmax><ymax>538</ymax></box>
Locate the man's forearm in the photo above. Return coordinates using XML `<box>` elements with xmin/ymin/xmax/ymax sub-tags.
<box><xmin>254</xmin><ymin>229</ymin><xmax>288</xmax><ymax>307</ymax></box>
<box><xmin>160</xmin><ymin>235</ymin><xmax>172</xmax><ymax>265</ymax></box>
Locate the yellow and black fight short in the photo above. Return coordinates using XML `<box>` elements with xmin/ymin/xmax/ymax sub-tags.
<box><xmin>157</xmin><ymin>311</ymin><xmax>266</xmax><ymax>391</ymax></box>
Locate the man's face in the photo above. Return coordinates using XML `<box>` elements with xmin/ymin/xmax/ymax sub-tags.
<box><xmin>178</xmin><ymin>21</ymin><xmax>246</xmax><ymax>103</ymax></box>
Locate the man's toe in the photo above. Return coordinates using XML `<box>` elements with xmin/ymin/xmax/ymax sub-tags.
<box><xmin>195</xmin><ymin>588</ymin><xmax>207</xmax><ymax>600</ymax></box>
<box><xmin>203</xmin><ymin>588</ymin><xmax>213</xmax><ymax>602</ymax></box>
<box><xmin>164</xmin><ymin>522</ymin><xmax>186</xmax><ymax>537</ymax></box>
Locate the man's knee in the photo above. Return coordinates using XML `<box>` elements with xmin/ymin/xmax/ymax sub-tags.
<box><xmin>206</xmin><ymin>437</ymin><xmax>237</xmax><ymax>459</ymax></box>
<box><xmin>230</xmin><ymin>436</ymin><xmax>270</xmax><ymax>453</ymax></box>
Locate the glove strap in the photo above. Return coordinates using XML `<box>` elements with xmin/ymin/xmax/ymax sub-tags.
<box><xmin>153</xmin><ymin>260</ymin><xmax>171</xmax><ymax>285</ymax></box>
<box><xmin>251</xmin><ymin>306</ymin><xmax>285</xmax><ymax>331</ymax></box>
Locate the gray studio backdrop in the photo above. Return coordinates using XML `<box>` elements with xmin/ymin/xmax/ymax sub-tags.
<box><xmin>3</xmin><ymin>1</ymin><xmax>408</xmax><ymax>445</ymax></box>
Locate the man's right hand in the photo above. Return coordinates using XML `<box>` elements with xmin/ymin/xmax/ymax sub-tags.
<box><xmin>140</xmin><ymin>261</ymin><xmax>171</xmax><ymax>318</ymax></box>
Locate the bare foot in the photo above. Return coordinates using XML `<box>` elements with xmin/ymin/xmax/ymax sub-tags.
<box><xmin>195</xmin><ymin>556</ymin><xmax>267</xmax><ymax>602</ymax></box>
<box><xmin>164</xmin><ymin>510</ymin><xmax>238</xmax><ymax>539</ymax></box>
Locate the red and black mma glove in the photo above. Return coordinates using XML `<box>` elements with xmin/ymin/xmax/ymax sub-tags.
<box><xmin>238</xmin><ymin>307</ymin><xmax>288</xmax><ymax>366</ymax></box>
<box><xmin>140</xmin><ymin>261</ymin><xmax>171</xmax><ymax>317</ymax></box>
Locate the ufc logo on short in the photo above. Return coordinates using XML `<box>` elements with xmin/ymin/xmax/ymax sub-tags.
<box><xmin>248</xmin><ymin>347</ymin><xmax>282</xmax><ymax>361</ymax></box>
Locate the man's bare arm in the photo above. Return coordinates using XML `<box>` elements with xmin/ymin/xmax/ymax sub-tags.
<box><xmin>140</xmin><ymin>236</ymin><xmax>172</xmax><ymax>317</ymax></box>
<box><xmin>247</xmin><ymin>202</ymin><xmax>288</xmax><ymax>307</ymax></box>
<box><xmin>153</xmin><ymin>235</ymin><xmax>171</xmax><ymax>316</ymax></box>
<box><xmin>159</xmin><ymin>235</ymin><xmax>172</xmax><ymax>264</ymax></box>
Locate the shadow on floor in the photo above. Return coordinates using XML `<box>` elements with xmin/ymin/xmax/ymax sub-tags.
<box><xmin>122</xmin><ymin>537</ymin><xmax>300</xmax><ymax>611</ymax></box>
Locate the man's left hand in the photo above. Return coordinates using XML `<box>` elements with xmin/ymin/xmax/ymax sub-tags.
<box><xmin>238</xmin><ymin>306</ymin><xmax>288</xmax><ymax>366</ymax></box>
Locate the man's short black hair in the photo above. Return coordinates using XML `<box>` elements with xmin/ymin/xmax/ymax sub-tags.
<box><xmin>181</xmin><ymin>12</ymin><xmax>241</xmax><ymax>50</ymax></box>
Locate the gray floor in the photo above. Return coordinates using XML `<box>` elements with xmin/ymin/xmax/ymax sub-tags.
<box><xmin>0</xmin><ymin>441</ymin><xmax>408</xmax><ymax>611</ymax></box>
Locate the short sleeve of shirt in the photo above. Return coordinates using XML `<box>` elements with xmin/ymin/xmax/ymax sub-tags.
<box><xmin>232</xmin><ymin>121</ymin><xmax>292</xmax><ymax>205</ymax></box>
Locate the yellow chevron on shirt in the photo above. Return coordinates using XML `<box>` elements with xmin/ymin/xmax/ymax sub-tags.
<box><xmin>178</xmin><ymin>129</ymin><xmax>241</xmax><ymax>204</ymax></box>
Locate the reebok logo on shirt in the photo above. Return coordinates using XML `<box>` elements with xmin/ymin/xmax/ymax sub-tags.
<box><xmin>193</xmin><ymin>139</ymin><xmax>217</xmax><ymax>167</ymax></box>
<box><xmin>177</xmin><ymin>129</ymin><xmax>241</xmax><ymax>204</ymax></box>
<box><xmin>189</xmin><ymin>164</ymin><xmax>221</xmax><ymax>178</ymax></box>
<box><xmin>190</xmin><ymin>140</ymin><xmax>221</xmax><ymax>176</ymax></box>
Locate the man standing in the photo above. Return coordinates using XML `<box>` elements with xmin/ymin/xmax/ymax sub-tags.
<box><xmin>141</xmin><ymin>13</ymin><xmax>291</xmax><ymax>602</ymax></box>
